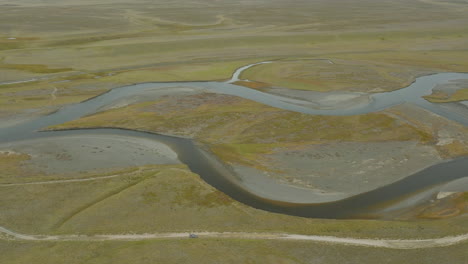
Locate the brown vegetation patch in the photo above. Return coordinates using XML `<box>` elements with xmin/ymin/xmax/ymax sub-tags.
<box><xmin>0</xmin><ymin>151</ymin><xmax>32</xmax><ymax>181</ymax></box>
<box><xmin>418</xmin><ymin>193</ymin><xmax>467</xmax><ymax>219</ymax></box>
<box><xmin>232</xmin><ymin>80</ymin><xmax>271</xmax><ymax>90</ymax></box>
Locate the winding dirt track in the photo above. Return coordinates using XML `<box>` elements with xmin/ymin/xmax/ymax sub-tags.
<box><xmin>0</xmin><ymin>226</ymin><xmax>466</xmax><ymax>249</ymax></box>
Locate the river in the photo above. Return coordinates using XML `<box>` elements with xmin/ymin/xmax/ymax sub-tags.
<box><xmin>1</xmin><ymin>62</ymin><xmax>467</xmax><ymax>219</ymax></box>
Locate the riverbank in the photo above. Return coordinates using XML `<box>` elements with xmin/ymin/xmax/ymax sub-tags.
<box><xmin>1</xmin><ymin>133</ymin><xmax>467</xmax><ymax>239</ymax></box>
<box><xmin>0</xmin><ymin>60</ymin><xmax>465</xmax><ymax>223</ymax></box>
<box><xmin>17</xmin><ymin>63</ymin><xmax>463</xmax><ymax>211</ymax></box>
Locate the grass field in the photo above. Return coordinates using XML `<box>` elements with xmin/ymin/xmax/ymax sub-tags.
<box><xmin>1</xmin><ymin>0</ymin><xmax>467</xmax><ymax>120</ymax></box>
<box><xmin>0</xmin><ymin>158</ymin><xmax>467</xmax><ymax>239</ymax></box>
<box><xmin>1</xmin><ymin>0</ymin><xmax>468</xmax><ymax>263</ymax></box>
<box><xmin>425</xmin><ymin>88</ymin><xmax>468</xmax><ymax>102</ymax></box>
<box><xmin>1</xmin><ymin>239</ymin><xmax>467</xmax><ymax>264</ymax></box>
<box><xmin>241</xmin><ymin>53</ymin><xmax>468</xmax><ymax>92</ymax></box>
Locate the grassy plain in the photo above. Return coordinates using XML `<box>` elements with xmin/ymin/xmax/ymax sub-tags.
<box><xmin>241</xmin><ymin>52</ymin><xmax>468</xmax><ymax>92</ymax></box>
<box><xmin>1</xmin><ymin>0</ymin><xmax>468</xmax><ymax>262</ymax></box>
<box><xmin>0</xmin><ymin>151</ymin><xmax>31</xmax><ymax>180</ymax></box>
<box><xmin>1</xmin><ymin>239</ymin><xmax>467</xmax><ymax>264</ymax></box>
<box><xmin>1</xmin><ymin>0</ymin><xmax>468</xmax><ymax>118</ymax></box>
<box><xmin>0</xmin><ymin>159</ymin><xmax>466</xmax><ymax>239</ymax></box>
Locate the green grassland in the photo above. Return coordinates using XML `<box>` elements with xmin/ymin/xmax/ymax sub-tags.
<box><xmin>1</xmin><ymin>0</ymin><xmax>468</xmax><ymax>118</ymax></box>
<box><xmin>0</xmin><ymin>239</ymin><xmax>467</xmax><ymax>264</ymax></box>
<box><xmin>241</xmin><ymin>53</ymin><xmax>468</xmax><ymax>92</ymax></box>
<box><xmin>1</xmin><ymin>1</ymin><xmax>468</xmax><ymax>262</ymax></box>
<box><xmin>0</xmin><ymin>158</ymin><xmax>467</xmax><ymax>239</ymax></box>
<box><xmin>425</xmin><ymin>88</ymin><xmax>468</xmax><ymax>102</ymax></box>
<box><xmin>0</xmin><ymin>64</ymin><xmax>72</xmax><ymax>74</ymax></box>
<box><xmin>0</xmin><ymin>152</ymin><xmax>31</xmax><ymax>179</ymax></box>
<box><xmin>0</xmin><ymin>157</ymin><xmax>467</xmax><ymax>260</ymax></box>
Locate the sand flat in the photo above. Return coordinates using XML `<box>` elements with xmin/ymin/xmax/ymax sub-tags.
<box><xmin>0</xmin><ymin>134</ymin><xmax>180</xmax><ymax>176</ymax></box>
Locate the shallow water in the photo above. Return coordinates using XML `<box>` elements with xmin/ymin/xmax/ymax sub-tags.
<box><xmin>2</xmin><ymin>66</ymin><xmax>467</xmax><ymax>143</ymax></box>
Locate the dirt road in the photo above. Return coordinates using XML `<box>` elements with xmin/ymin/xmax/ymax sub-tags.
<box><xmin>1</xmin><ymin>226</ymin><xmax>466</xmax><ymax>249</ymax></box>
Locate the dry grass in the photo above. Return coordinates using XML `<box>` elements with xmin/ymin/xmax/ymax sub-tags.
<box><xmin>0</xmin><ymin>152</ymin><xmax>32</xmax><ymax>181</ymax></box>
<box><xmin>1</xmin><ymin>0</ymin><xmax>467</xmax><ymax>77</ymax></box>
<box><xmin>1</xmin><ymin>160</ymin><xmax>467</xmax><ymax>239</ymax></box>
<box><xmin>1</xmin><ymin>1</ymin><xmax>468</xmax><ymax>261</ymax></box>
<box><xmin>425</xmin><ymin>88</ymin><xmax>468</xmax><ymax>102</ymax></box>
<box><xmin>0</xmin><ymin>64</ymin><xmax>73</xmax><ymax>74</ymax></box>
<box><xmin>242</xmin><ymin>49</ymin><xmax>468</xmax><ymax>92</ymax></box>
<box><xmin>417</xmin><ymin>192</ymin><xmax>467</xmax><ymax>219</ymax></box>
<box><xmin>241</xmin><ymin>59</ymin><xmax>420</xmax><ymax>92</ymax></box>
<box><xmin>232</xmin><ymin>80</ymin><xmax>271</xmax><ymax>89</ymax></box>
<box><xmin>1</xmin><ymin>0</ymin><xmax>468</xmax><ymax>121</ymax></box>
<box><xmin>436</xmin><ymin>140</ymin><xmax>468</xmax><ymax>158</ymax></box>
<box><xmin>1</xmin><ymin>239</ymin><xmax>467</xmax><ymax>264</ymax></box>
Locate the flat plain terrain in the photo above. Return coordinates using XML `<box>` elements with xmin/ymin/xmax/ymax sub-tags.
<box><xmin>1</xmin><ymin>0</ymin><xmax>467</xmax><ymax>263</ymax></box>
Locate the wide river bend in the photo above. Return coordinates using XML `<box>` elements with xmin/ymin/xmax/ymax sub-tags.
<box><xmin>1</xmin><ymin>62</ymin><xmax>467</xmax><ymax>219</ymax></box>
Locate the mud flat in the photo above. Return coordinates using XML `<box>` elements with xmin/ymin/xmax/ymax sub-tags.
<box><xmin>231</xmin><ymin>164</ymin><xmax>348</xmax><ymax>203</ymax></box>
<box><xmin>0</xmin><ymin>134</ymin><xmax>179</xmax><ymax>177</ymax></box>
<box><xmin>264</xmin><ymin>87</ymin><xmax>371</xmax><ymax>110</ymax></box>
<box><xmin>235</xmin><ymin>141</ymin><xmax>443</xmax><ymax>203</ymax></box>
